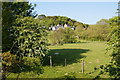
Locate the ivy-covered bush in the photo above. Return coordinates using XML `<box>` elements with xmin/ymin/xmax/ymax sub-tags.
<box><xmin>11</xmin><ymin>17</ymin><xmax>48</xmax><ymax>58</ymax></box>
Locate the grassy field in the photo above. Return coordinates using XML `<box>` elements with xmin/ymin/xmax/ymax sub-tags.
<box><xmin>8</xmin><ymin>41</ymin><xmax>112</xmax><ymax>78</ymax></box>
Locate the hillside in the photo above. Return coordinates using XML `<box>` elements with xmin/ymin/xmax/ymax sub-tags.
<box><xmin>37</xmin><ymin>14</ymin><xmax>89</xmax><ymax>29</ymax></box>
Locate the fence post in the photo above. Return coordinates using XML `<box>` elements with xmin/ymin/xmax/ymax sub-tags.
<box><xmin>82</xmin><ymin>60</ymin><xmax>84</xmax><ymax>73</ymax></box>
<box><xmin>50</xmin><ymin>56</ymin><xmax>52</xmax><ymax>67</ymax></box>
<box><xmin>65</xmin><ymin>58</ymin><xmax>66</xmax><ymax>66</ymax></box>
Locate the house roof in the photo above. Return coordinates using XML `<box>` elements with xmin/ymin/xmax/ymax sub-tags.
<box><xmin>53</xmin><ymin>25</ymin><xmax>64</xmax><ymax>30</ymax></box>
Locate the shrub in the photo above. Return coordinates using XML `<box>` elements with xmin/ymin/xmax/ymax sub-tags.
<box><xmin>48</xmin><ymin>28</ymin><xmax>77</xmax><ymax>45</ymax></box>
<box><xmin>2</xmin><ymin>52</ymin><xmax>16</xmax><ymax>78</ymax></box>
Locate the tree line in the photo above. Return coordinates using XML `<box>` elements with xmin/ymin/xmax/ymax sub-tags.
<box><xmin>47</xmin><ymin>18</ymin><xmax>111</xmax><ymax>45</ymax></box>
<box><xmin>37</xmin><ymin>14</ymin><xmax>89</xmax><ymax>29</ymax></box>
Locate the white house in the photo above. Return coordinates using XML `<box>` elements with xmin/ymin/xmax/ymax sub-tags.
<box><xmin>50</xmin><ymin>24</ymin><xmax>75</xmax><ymax>30</ymax></box>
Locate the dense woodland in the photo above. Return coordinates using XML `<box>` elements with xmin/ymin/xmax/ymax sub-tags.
<box><xmin>1</xmin><ymin>1</ymin><xmax>120</xmax><ymax>79</ymax></box>
<box><xmin>37</xmin><ymin>15</ymin><xmax>87</xmax><ymax>28</ymax></box>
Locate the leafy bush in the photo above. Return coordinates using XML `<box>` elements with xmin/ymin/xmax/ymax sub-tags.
<box><xmin>75</xmin><ymin>24</ymin><xmax>111</xmax><ymax>41</ymax></box>
<box><xmin>57</xmin><ymin>75</ymin><xmax>76</xmax><ymax>80</ymax></box>
<box><xmin>48</xmin><ymin>28</ymin><xmax>65</xmax><ymax>45</ymax></box>
<box><xmin>48</xmin><ymin>28</ymin><xmax>77</xmax><ymax>45</ymax></box>
<box><xmin>95</xmin><ymin>16</ymin><xmax>120</xmax><ymax>79</ymax></box>
<box><xmin>63</xmin><ymin>75</ymin><xmax>76</xmax><ymax>80</ymax></box>
<box><xmin>11</xmin><ymin>57</ymin><xmax>43</xmax><ymax>75</ymax></box>
<box><xmin>2</xmin><ymin>52</ymin><xmax>16</xmax><ymax>78</ymax></box>
<box><xmin>63</xmin><ymin>28</ymin><xmax>77</xmax><ymax>43</ymax></box>
<box><xmin>2</xmin><ymin>52</ymin><xmax>43</xmax><ymax>77</ymax></box>
<box><xmin>2</xmin><ymin>52</ymin><xmax>13</xmax><ymax>66</ymax></box>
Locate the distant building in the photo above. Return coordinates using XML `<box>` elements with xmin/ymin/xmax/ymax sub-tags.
<box><xmin>49</xmin><ymin>24</ymin><xmax>75</xmax><ymax>30</ymax></box>
<box><xmin>51</xmin><ymin>24</ymin><xmax>64</xmax><ymax>30</ymax></box>
<box><xmin>64</xmin><ymin>24</ymin><xmax>70</xmax><ymax>28</ymax></box>
<box><xmin>71</xmin><ymin>27</ymin><xmax>75</xmax><ymax>30</ymax></box>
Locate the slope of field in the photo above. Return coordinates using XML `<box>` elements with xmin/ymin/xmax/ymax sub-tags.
<box><xmin>8</xmin><ymin>41</ymin><xmax>112</xmax><ymax>78</ymax></box>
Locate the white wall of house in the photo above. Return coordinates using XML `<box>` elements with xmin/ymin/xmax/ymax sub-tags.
<box><xmin>64</xmin><ymin>24</ymin><xmax>68</xmax><ymax>28</ymax></box>
<box><xmin>52</xmin><ymin>27</ymin><xmax>56</xmax><ymax>30</ymax></box>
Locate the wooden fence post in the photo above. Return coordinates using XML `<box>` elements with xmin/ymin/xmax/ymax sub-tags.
<box><xmin>50</xmin><ymin>56</ymin><xmax>52</xmax><ymax>67</ymax></box>
<box><xmin>65</xmin><ymin>58</ymin><xmax>66</xmax><ymax>66</ymax></box>
<box><xmin>82</xmin><ymin>60</ymin><xmax>85</xmax><ymax>73</ymax></box>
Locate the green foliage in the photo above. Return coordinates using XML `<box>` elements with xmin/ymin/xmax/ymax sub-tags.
<box><xmin>87</xmin><ymin>24</ymin><xmax>110</xmax><ymax>41</ymax></box>
<box><xmin>62</xmin><ymin>75</ymin><xmax>76</xmax><ymax>80</ymax></box>
<box><xmin>75</xmin><ymin>26</ymin><xmax>85</xmax><ymax>40</ymax></box>
<box><xmin>2</xmin><ymin>2</ymin><xmax>47</xmax><ymax>79</ymax></box>
<box><xmin>38</xmin><ymin>14</ymin><xmax>46</xmax><ymax>19</ymax></box>
<box><xmin>75</xmin><ymin>24</ymin><xmax>111</xmax><ymax>41</ymax></box>
<box><xmin>2</xmin><ymin>55</ymin><xmax>44</xmax><ymax>77</ymax></box>
<box><xmin>74</xmin><ymin>19</ymin><xmax>111</xmax><ymax>41</ymax></box>
<box><xmin>63</xmin><ymin>28</ymin><xmax>77</xmax><ymax>43</ymax></box>
<box><xmin>74</xmin><ymin>22</ymin><xmax>84</xmax><ymax>28</ymax></box>
<box><xmin>106</xmin><ymin>16</ymin><xmax>120</xmax><ymax>78</ymax></box>
<box><xmin>96</xmin><ymin>19</ymin><xmax>109</xmax><ymax>25</ymax></box>
<box><xmin>11</xmin><ymin>17</ymin><xmax>48</xmax><ymax>58</ymax></box>
<box><xmin>37</xmin><ymin>15</ymin><xmax>85</xmax><ymax>29</ymax></box>
<box><xmin>11</xmin><ymin>57</ymin><xmax>43</xmax><ymax>75</ymax></box>
<box><xmin>41</xmin><ymin>41</ymin><xmax>110</xmax><ymax>78</ymax></box>
<box><xmin>48</xmin><ymin>28</ymin><xmax>77</xmax><ymax>45</ymax></box>
<box><xmin>2</xmin><ymin>52</ymin><xmax>16</xmax><ymax>78</ymax></box>
<box><xmin>48</xmin><ymin>28</ymin><xmax>65</xmax><ymax>45</ymax></box>
<box><xmin>23</xmin><ymin>57</ymin><xmax>43</xmax><ymax>74</ymax></box>
<box><xmin>2</xmin><ymin>52</ymin><xmax>13</xmax><ymax>66</ymax></box>
<box><xmin>2</xmin><ymin>17</ymin><xmax>48</xmax><ymax>79</ymax></box>
<box><xmin>96</xmin><ymin>16</ymin><xmax>120</xmax><ymax>79</ymax></box>
<box><xmin>2</xmin><ymin>2</ymin><xmax>37</xmax><ymax>53</ymax></box>
<box><xmin>8</xmin><ymin>41</ymin><xmax>110</xmax><ymax>78</ymax></box>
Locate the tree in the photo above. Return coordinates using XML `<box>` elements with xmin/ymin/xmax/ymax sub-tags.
<box><xmin>11</xmin><ymin>17</ymin><xmax>48</xmax><ymax>58</ymax></box>
<box><xmin>48</xmin><ymin>27</ymin><xmax>77</xmax><ymax>45</ymax></box>
<box><xmin>48</xmin><ymin>28</ymin><xmax>65</xmax><ymax>45</ymax></box>
<box><xmin>36</xmin><ymin>16</ymin><xmax>85</xmax><ymax>29</ymax></box>
<box><xmin>38</xmin><ymin>14</ymin><xmax>46</xmax><ymax>19</ymax></box>
<box><xmin>2</xmin><ymin>52</ymin><xmax>15</xmax><ymax>79</ymax></box>
<box><xmin>106</xmin><ymin>16</ymin><xmax>120</xmax><ymax>79</ymax></box>
<box><xmin>73</xmin><ymin>22</ymin><xmax>83</xmax><ymax>27</ymax></box>
<box><xmin>95</xmin><ymin>16</ymin><xmax>120</xmax><ymax>79</ymax></box>
<box><xmin>9</xmin><ymin>17</ymin><xmax>48</xmax><ymax>79</ymax></box>
<box><xmin>63</xmin><ymin>27</ymin><xmax>77</xmax><ymax>43</ymax></box>
<box><xmin>2</xmin><ymin>2</ymin><xmax>37</xmax><ymax>53</ymax></box>
<box><xmin>2</xmin><ymin>16</ymin><xmax>48</xmax><ymax>80</ymax></box>
<box><xmin>76</xmin><ymin>24</ymin><xmax>111</xmax><ymax>41</ymax></box>
<box><xmin>74</xmin><ymin>25</ymin><xmax>84</xmax><ymax>40</ymax></box>
<box><xmin>2</xmin><ymin>2</ymin><xmax>49</xmax><ymax>79</ymax></box>
<box><xmin>87</xmin><ymin>24</ymin><xmax>110</xmax><ymax>41</ymax></box>
<box><xmin>96</xmin><ymin>19</ymin><xmax>109</xmax><ymax>25</ymax></box>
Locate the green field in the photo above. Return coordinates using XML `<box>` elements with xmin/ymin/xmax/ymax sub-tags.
<box><xmin>8</xmin><ymin>41</ymin><xmax>112</xmax><ymax>78</ymax></box>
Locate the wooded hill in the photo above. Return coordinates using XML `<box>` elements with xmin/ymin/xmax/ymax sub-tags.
<box><xmin>37</xmin><ymin>14</ymin><xmax>89</xmax><ymax>29</ymax></box>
